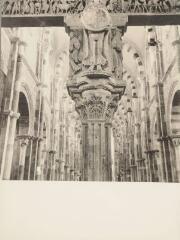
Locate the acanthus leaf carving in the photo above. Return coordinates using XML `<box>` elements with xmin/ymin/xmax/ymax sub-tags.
<box><xmin>70</xmin><ymin>91</ymin><xmax>122</xmax><ymax>122</ymax></box>
<box><xmin>105</xmin><ymin>94</ymin><xmax>120</xmax><ymax>121</ymax></box>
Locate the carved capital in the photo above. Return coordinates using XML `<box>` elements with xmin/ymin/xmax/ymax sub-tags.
<box><xmin>171</xmin><ymin>135</ymin><xmax>180</xmax><ymax>147</ymax></box>
<box><xmin>70</xmin><ymin>89</ymin><xmax>124</xmax><ymax>122</ymax></box>
<box><xmin>17</xmin><ymin>134</ymin><xmax>30</xmax><ymax>146</ymax></box>
<box><xmin>9</xmin><ymin>111</ymin><xmax>20</xmax><ymax>119</ymax></box>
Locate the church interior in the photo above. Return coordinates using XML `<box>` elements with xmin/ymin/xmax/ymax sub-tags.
<box><xmin>1</xmin><ymin>24</ymin><xmax>180</xmax><ymax>182</ymax></box>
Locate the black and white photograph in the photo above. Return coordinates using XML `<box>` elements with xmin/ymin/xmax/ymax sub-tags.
<box><xmin>1</xmin><ymin>1</ymin><xmax>180</xmax><ymax>240</ymax></box>
<box><xmin>1</xmin><ymin>0</ymin><xmax>180</xmax><ymax>182</ymax></box>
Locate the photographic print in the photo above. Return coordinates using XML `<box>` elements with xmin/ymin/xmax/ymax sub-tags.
<box><xmin>1</xmin><ymin>0</ymin><xmax>180</xmax><ymax>182</ymax></box>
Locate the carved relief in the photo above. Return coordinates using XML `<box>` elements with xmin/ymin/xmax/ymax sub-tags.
<box><xmin>68</xmin><ymin>27</ymin><xmax>124</xmax><ymax>80</ymax></box>
<box><xmin>71</xmin><ymin>92</ymin><xmax>122</xmax><ymax>122</ymax></box>
<box><xmin>127</xmin><ymin>0</ymin><xmax>172</xmax><ymax>13</ymax></box>
<box><xmin>69</xmin><ymin>30</ymin><xmax>83</xmax><ymax>79</ymax></box>
<box><xmin>84</xmin><ymin>95</ymin><xmax>106</xmax><ymax>120</ymax></box>
<box><xmin>111</xmin><ymin>27</ymin><xmax>123</xmax><ymax>80</ymax></box>
<box><xmin>2</xmin><ymin>0</ymin><xmax>180</xmax><ymax>16</ymax></box>
<box><xmin>1</xmin><ymin>0</ymin><xmax>86</xmax><ymax>15</ymax></box>
<box><xmin>82</xmin><ymin>30</ymin><xmax>109</xmax><ymax>72</ymax></box>
<box><xmin>105</xmin><ymin>94</ymin><xmax>120</xmax><ymax>121</ymax></box>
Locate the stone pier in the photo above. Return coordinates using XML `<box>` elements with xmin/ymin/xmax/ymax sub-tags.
<box><xmin>65</xmin><ymin>1</ymin><xmax>126</xmax><ymax>181</ymax></box>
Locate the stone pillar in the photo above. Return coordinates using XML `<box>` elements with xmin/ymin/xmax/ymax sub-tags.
<box><xmin>49</xmin><ymin>150</ymin><xmax>56</xmax><ymax>181</ymax></box>
<box><xmin>59</xmin><ymin>160</ymin><xmax>65</xmax><ymax>181</ymax></box>
<box><xmin>171</xmin><ymin>136</ymin><xmax>180</xmax><ymax>182</ymax></box>
<box><xmin>0</xmin><ymin>37</ymin><xmax>19</xmax><ymax>178</ymax></box>
<box><xmin>172</xmin><ymin>26</ymin><xmax>180</xmax><ymax>73</ymax></box>
<box><xmin>35</xmin><ymin>84</ymin><xmax>47</xmax><ymax>180</ymax></box>
<box><xmin>27</xmin><ymin>136</ymin><xmax>34</xmax><ymax>180</ymax></box>
<box><xmin>149</xmin><ymin>29</ymin><xmax>173</xmax><ymax>182</ymax></box>
<box><xmin>70</xmin><ymin>169</ymin><xmax>75</xmax><ymax>181</ymax></box>
<box><xmin>18</xmin><ymin>135</ymin><xmax>30</xmax><ymax>180</ymax></box>
<box><xmin>65</xmin><ymin>2</ymin><xmax>126</xmax><ymax>181</ymax></box>
<box><xmin>1</xmin><ymin>41</ymin><xmax>26</xmax><ymax>180</ymax></box>
<box><xmin>40</xmin><ymin>149</ymin><xmax>47</xmax><ymax>180</ymax></box>
<box><xmin>64</xmin><ymin>164</ymin><xmax>70</xmax><ymax>181</ymax></box>
<box><xmin>81</xmin><ymin>119</ymin><xmax>116</xmax><ymax>181</ymax></box>
<box><xmin>155</xmin><ymin>82</ymin><xmax>173</xmax><ymax>182</ymax></box>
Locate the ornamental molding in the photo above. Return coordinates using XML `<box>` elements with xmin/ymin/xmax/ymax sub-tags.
<box><xmin>2</xmin><ymin>1</ymin><xmax>180</xmax><ymax>17</ymax></box>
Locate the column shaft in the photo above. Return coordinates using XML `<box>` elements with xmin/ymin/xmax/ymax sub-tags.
<box><xmin>82</xmin><ymin>121</ymin><xmax>112</xmax><ymax>181</ymax></box>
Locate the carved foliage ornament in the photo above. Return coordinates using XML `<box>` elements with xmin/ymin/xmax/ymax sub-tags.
<box><xmin>72</xmin><ymin>93</ymin><xmax>120</xmax><ymax>121</ymax></box>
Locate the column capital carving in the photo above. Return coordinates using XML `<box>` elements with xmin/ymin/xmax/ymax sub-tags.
<box><xmin>171</xmin><ymin>135</ymin><xmax>180</xmax><ymax>147</ymax></box>
<box><xmin>17</xmin><ymin>134</ymin><xmax>30</xmax><ymax>146</ymax></box>
<box><xmin>49</xmin><ymin>150</ymin><xmax>56</xmax><ymax>154</ymax></box>
<box><xmin>64</xmin><ymin>164</ymin><xmax>70</xmax><ymax>169</ymax></box>
<box><xmin>9</xmin><ymin>111</ymin><xmax>20</xmax><ymax>119</ymax></box>
<box><xmin>10</xmin><ymin>37</ymin><xmax>20</xmax><ymax>44</ymax></box>
<box><xmin>71</xmin><ymin>90</ymin><xmax>125</xmax><ymax>122</ymax></box>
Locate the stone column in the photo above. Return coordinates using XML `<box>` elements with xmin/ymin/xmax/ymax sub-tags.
<box><xmin>171</xmin><ymin>136</ymin><xmax>180</xmax><ymax>182</ymax></box>
<box><xmin>35</xmin><ymin>83</ymin><xmax>47</xmax><ymax>180</ymax></box>
<box><xmin>0</xmin><ymin>36</ymin><xmax>19</xmax><ymax>179</ymax></box>
<box><xmin>1</xmin><ymin>41</ymin><xmax>26</xmax><ymax>180</ymax></box>
<box><xmin>59</xmin><ymin>160</ymin><xmax>65</xmax><ymax>181</ymax></box>
<box><xmin>172</xmin><ymin>26</ymin><xmax>180</xmax><ymax>73</ymax></box>
<box><xmin>70</xmin><ymin>169</ymin><xmax>75</xmax><ymax>181</ymax></box>
<box><xmin>65</xmin><ymin>1</ymin><xmax>126</xmax><ymax>181</ymax></box>
<box><xmin>27</xmin><ymin>136</ymin><xmax>34</xmax><ymax>180</ymax></box>
<box><xmin>49</xmin><ymin>150</ymin><xmax>56</xmax><ymax>181</ymax></box>
<box><xmin>18</xmin><ymin>135</ymin><xmax>30</xmax><ymax>180</ymax></box>
<box><xmin>150</xmin><ymin>28</ymin><xmax>173</xmax><ymax>182</ymax></box>
<box><xmin>64</xmin><ymin>164</ymin><xmax>70</xmax><ymax>181</ymax></box>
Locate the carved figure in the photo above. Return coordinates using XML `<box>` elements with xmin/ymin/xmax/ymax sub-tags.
<box><xmin>52</xmin><ymin>0</ymin><xmax>61</xmax><ymax>13</ymax></box>
<box><xmin>69</xmin><ymin>0</ymin><xmax>86</xmax><ymax>13</ymax></box>
<box><xmin>111</xmin><ymin>28</ymin><xmax>123</xmax><ymax>79</ymax></box>
<box><xmin>41</xmin><ymin>0</ymin><xmax>49</xmax><ymax>13</ymax></box>
<box><xmin>11</xmin><ymin>0</ymin><xmax>21</xmax><ymax>14</ymax></box>
<box><xmin>147</xmin><ymin>0</ymin><xmax>171</xmax><ymax>12</ymax></box>
<box><xmin>29</xmin><ymin>0</ymin><xmax>35</xmax><ymax>14</ymax></box>
<box><xmin>23</xmin><ymin>0</ymin><xmax>30</xmax><ymax>14</ymax></box>
<box><xmin>34</xmin><ymin>1</ymin><xmax>42</xmax><ymax>14</ymax></box>
<box><xmin>127</xmin><ymin>0</ymin><xmax>172</xmax><ymax>13</ymax></box>
<box><xmin>106</xmin><ymin>0</ymin><xmax>123</xmax><ymax>13</ymax></box>
<box><xmin>2</xmin><ymin>1</ymin><xmax>12</xmax><ymax>14</ymax></box>
<box><xmin>69</xmin><ymin>31</ymin><xmax>83</xmax><ymax>77</ymax></box>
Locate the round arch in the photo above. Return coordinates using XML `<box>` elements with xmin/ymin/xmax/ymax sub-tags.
<box><xmin>11</xmin><ymin>91</ymin><xmax>31</xmax><ymax>180</ymax></box>
<box><xmin>170</xmin><ymin>90</ymin><xmax>180</xmax><ymax>135</ymax></box>
<box><xmin>166</xmin><ymin>79</ymin><xmax>180</xmax><ymax>134</ymax></box>
<box><xmin>20</xmin><ymin>82</ymin><xmax>35</xmax><ymax>136</ymax></box>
